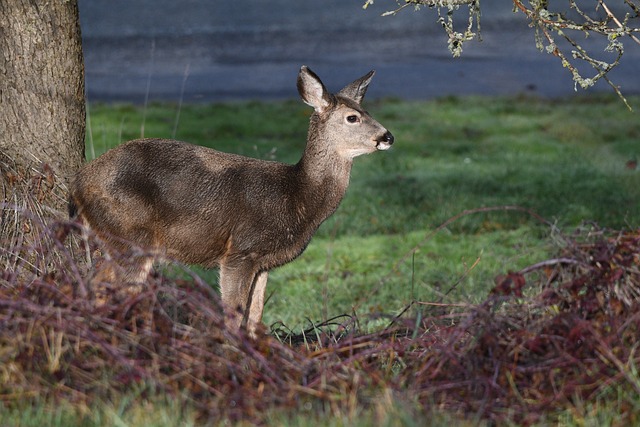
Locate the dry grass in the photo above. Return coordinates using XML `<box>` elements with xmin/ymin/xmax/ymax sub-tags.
<box><xmin>2</xmin><ymin>191</ymin><xmax>640</xmax><ymax>424</ymax></box>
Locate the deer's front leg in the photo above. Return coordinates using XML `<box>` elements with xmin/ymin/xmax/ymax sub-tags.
<box><xmin>219</xmin><ymin>261</ymin><xmax>260</xmax><ymax>332</ymax></box>
<box><xmin>246</xmin><ymin>270</ymin><xmax>268</xmax><ymax>335</ymax></box>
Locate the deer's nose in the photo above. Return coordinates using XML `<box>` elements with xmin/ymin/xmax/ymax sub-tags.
<box><xmin>381</xmin><ymin>131</ymin><xmax>394</xmax><ymax>145</ymax></box>
<box><xmin>375</xmin><ymin>131</ymin><xmax>394</xmax><ymax>151</ymax></box>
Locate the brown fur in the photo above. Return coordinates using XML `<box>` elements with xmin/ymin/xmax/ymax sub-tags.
<box><xmin>69</xmin><ymin>66</ymin><xmax>394</xmax><ymax>334</ymax></box>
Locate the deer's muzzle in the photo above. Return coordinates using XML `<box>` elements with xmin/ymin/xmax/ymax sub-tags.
<box><xmin>375</xmin><ymin>131</ymin><xmax>394</xmax><ymax>151</ymax></box>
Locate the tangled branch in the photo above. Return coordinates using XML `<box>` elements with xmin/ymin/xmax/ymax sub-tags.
<box><xmin>513</xmin><ymin>0</ymin><xmax>640</xmax><ymax>109</ymax></box>
<box><xmin>365</xmin><ymin>0</ymin><xmax>481</xmax><ymax>57</ymax></box>
<box><xmin>367</xmin><ymin>0</ymin><xmax>640</xmax><ymax>108</ymax></box>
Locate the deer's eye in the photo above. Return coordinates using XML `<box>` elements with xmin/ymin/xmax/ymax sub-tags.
<box><xmin>346</xmin><ymin>115</ymin><xmax>360</xmax><ymax>124</ymax></box>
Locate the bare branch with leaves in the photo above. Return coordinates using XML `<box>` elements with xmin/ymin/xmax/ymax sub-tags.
<box><xmin>365</xmin><ymin>0</ymin><xmax>640</xmax><ymax>108</ymax></box>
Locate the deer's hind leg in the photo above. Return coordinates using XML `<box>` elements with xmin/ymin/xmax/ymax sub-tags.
<box><xmin>88</xmin><ymin>253</ymin><xmax>154</xmax><ymax>303</ymax></box>
<box><xmin>122</xmin><ymin>255</ymin><xmax>154</xmax><ymax>292</ymax></box>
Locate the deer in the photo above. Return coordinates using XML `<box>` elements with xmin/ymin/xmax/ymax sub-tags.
<box><xmin>69</xmin><ymin>66</ymin><xmax>394</xmax><ymax>335</ymax></box>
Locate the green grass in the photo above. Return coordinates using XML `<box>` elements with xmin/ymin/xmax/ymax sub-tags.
<box><xmin>0</xmin><ymin>394</ymin><xmax>198</xmax><ymax>427</ymax></box>
<box><xmin>0</xmin><ymin>394</ymin><xmax>462</xmax><ymax>427</ymax></box>
<box><xmin>2</xmin><ymin>93</ymin><xmax>639</xmax><ymax>427</ymax></box>
<box><xmin>86</xmin><ymin>95</ymin><xmax>640</xmax><ymax>329</ymax></box>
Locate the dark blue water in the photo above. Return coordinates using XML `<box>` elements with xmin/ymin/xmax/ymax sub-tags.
<box><xmin>79</xmin><ymin>0</ymin><xmax>640</xmax><ymax>103</ymax></box>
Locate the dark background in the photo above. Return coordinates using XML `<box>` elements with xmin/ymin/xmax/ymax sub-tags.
<box><xmin>78</xmin><ymin>0</ymin><xmax>640</xmax><ymax>102</ymax></box>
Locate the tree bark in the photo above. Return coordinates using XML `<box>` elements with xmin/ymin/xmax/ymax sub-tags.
<box><xmin>0</xmin><ymin>0</ymin><xmax>85</xmax><ymax>270</ymax></box>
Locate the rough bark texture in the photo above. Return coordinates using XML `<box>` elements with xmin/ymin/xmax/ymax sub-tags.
<box><xmin>0</xmin><ymin>0</ymin><xmax>85</xmax><ymax>271</ymax></box>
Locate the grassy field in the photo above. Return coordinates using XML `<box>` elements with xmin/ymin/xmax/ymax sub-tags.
<box><xmin>86</xmin><ymin>94</ymin><xmax>640</xmax><ymax>329</ymax></box>
<box><xmin>2</xmin><ymin>94</ymin><xmax>638</xmax><ymax>426</ymax></box>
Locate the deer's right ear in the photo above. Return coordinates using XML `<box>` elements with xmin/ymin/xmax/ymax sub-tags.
<box><xmin>297</xmin><ymin>66</ymin><xmax>332</xmax><ymax>113</ymax></box>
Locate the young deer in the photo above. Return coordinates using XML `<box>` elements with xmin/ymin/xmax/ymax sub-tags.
<box><xmin>69</xmin><ymin>66</ymin><xmax>393</xmax><ymax>333</ymax></box>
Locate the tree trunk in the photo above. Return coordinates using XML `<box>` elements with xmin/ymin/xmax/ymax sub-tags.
<box><xmin>0</xmin><ymin>0</ymin><xmax>85</xmax><ymax>271</ymax></box>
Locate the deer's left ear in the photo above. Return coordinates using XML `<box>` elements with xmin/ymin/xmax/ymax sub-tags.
<box><xmin>337</xmin><ymin>70</ymin><xmax>375</xmax><ymax>104</ymax></box>
<box><xmin>298</xmin><ymin>66</ymin><xmax>333</xmax><ymax>113</ymax></box>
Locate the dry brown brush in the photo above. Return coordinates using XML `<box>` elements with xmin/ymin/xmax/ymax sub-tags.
<box><xmin>384</xmin><ymin>226</ymin><xmax>640</xmax><ymax>424</ymax></box>
<box><xmin>1</xmin><ymin>205</ymin><xmax>640</xmax><ymax>424</ymax></box>
<box><xmin>0</xmin><ymin>209</ymin><xmax>390</xmax><ymax>423</ymax></box>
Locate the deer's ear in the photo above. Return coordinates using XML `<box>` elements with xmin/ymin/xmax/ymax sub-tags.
<box><xmin>337</xmin><ymin>70</ymin><xmax>375</xmax><ymax>104</ymax></box>
<box><xmin>298</xmin><ymin>66</ymin><xmax>332</xmax><ymax>113</ymax></box>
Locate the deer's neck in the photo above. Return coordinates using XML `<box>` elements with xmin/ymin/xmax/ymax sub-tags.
<box><xmin>294</xmin><ymin>135</ymin><xmax>353</xmax><ymax>223</ymax></box>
